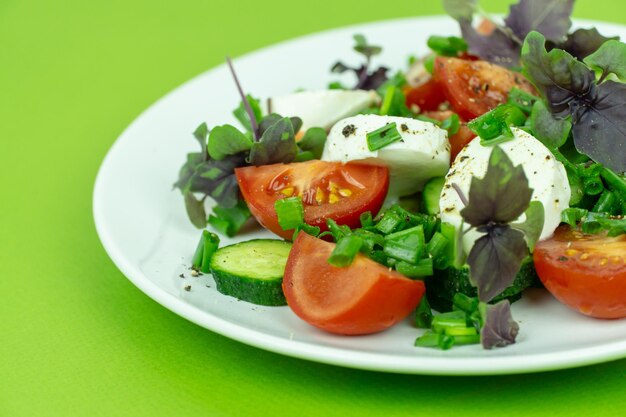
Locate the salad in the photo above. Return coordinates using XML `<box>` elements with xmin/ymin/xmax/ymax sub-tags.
<box><xmin>175</xmin><ymin>0</ymin><xmax>626</xmax><ymax>351</ymax></box>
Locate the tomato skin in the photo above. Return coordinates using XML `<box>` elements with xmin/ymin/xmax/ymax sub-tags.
<box><xmin>235</xmin><ymin>161</ymin><xmax>389</xmax><ymax>240</ymax></box>
<box><xmin>433</xmin><ymin>57</ymin><xmax>536</xmax><ymax>120</ymax></box>
<box><xmin>534</xmin><ymin>225</ymin><xmax>626</xmax><ymax>319</ymax></box>
<box><xmin>405</xmin><ymin>78</ymin><xmax>446</xmax><ymax>112</ymax></box>
<box><xmin>283</xmin><ymin>233</ymin><xmax>425</xmax><ymax>335</ymax></box>
<box><xmin>422</xmin><ymin>110</ymin><xmax>476</xmax><ymax>160</ymax></box>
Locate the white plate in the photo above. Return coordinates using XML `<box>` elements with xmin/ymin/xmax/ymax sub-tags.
<box><xmin>93</xmin><ymin>16</ymin><xmax>626</xmax><ymax>375</ymax></box>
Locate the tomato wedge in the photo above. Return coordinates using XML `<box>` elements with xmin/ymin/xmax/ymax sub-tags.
<box><xmin>283</xmin><ymin>233</ymin><xmax>425</xmax><ymax>335</ymax></box>
<box><xmin>433</xmin><ymin>57</ymin><xmax>536</xmax><ymax>120</ymax></box>
<box><xmin>235</xmin><ymin>160</ymin><xmax>389</xmax><ymax>240</ymax></box>
<box><xmin>422</xmin><ymin>110</ymin><xmax>476</xmax><ymax>160</ymax></box>
<box><xmin>404</xmin><ymin>78</ymin><xmax>446</xmax><ymax>112</ymax></box>
<box><xmin>534</xmin><ymin>225</ymin><xmax>626</xmax><ymax>319</ymax></box>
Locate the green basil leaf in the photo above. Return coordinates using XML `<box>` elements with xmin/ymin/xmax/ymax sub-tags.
<box><xmin>584</xmin><ymin>40</ymin><xmax>626</xmax><ymax>82</ymax></box>
<box><xmin>207</xmin><ymin>125</ymin><xmax>253</xmax><ymax>161</ymax></box>
<box><xmin>233</xmin><ymin>95</ymin><xmax>263</xmax><ymax>132</ymax></box>
<box><xmin>298</xmin><ymin>127</ymin><xmax>327</xmax><ymax>159</ymax></box>
<box><xmin>511</xmin><ymin>201</ymin><xmax>545</xmax><ymax>250</ymax></box>
<box><xmin>249</xmin><ymin>117</ymin><xmax>298</xmax><ymax>166</ymax></box>
<box><xmin>529</xmin><ymin>100</ymin><xmax>571</xmax><ymax>149</ymax></box>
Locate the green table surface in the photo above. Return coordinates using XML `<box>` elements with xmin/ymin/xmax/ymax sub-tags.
<box><xmin>2</xmin><ymin>0</ymin><xmax>625</xmax><ymax>416</ymax></box>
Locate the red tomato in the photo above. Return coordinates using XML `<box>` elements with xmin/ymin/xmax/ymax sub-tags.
<box><xmin>433</xmin><ymin>57</ymin><xmax>536</xmax><ymax>120</ymax></box>
<box><xmin>422</xmin><ymin>110</ymin><xmax>476</xmax><ymax>160</ymax></box>
<box><xmin>534</xmin><ymin>225</ymin><xmax>626</xmax><ymax>319</ymax></box>
<box><xmin>235</xmin><ymin>160</ymin><xmax>389</xmax><ymax>240</ymax></box>
<box><xmin>283</xmin><ymin>233</ymin><xmax>425</xmax><ymax>335</ymax></box>
<box><xmin>404</xmin><ymin>78</ymin><xmax>446</xmax><ymax>112</ymax></box>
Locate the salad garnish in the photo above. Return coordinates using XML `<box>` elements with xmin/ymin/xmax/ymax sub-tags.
<box><xmin>174</xmin><ymin>0</ymin><xmax>626</xmax><ymax>352</ymax></box>
<box><xmin>331</xmin><ymin>34</ymin><xmax>389</xmax><ymax>90</ymax></box>
<box><xmin>453</xmin><ymin>146</ymin><xmax>544</xmax><ymax>302</ymax></box>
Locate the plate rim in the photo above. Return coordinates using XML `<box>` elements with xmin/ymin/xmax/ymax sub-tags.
<box><xmin>93</xmin><ymin>15</ymin><xmax>626</xmax><ymax>375</ymax></box>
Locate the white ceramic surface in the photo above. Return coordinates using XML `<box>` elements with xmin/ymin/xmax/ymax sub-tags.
<box><xmin>93</xmin><ymin>16</ymin><xmax>626</xmax><ymax>375</ymax></box>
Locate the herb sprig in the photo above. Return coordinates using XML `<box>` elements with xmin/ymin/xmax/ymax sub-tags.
<box><xmin>443</xmin><ymin>0</ymin><xmax>617</xmax><ymax>69</ymax></box>
<box><xmin>174</xmin><ymin>59</ymin><xmax>327</xmax><ymax>232</ymax></box>
<box><xmin>453</xmin><ymin>146</ymin><xmax>545</xmax><ymax>302</ymax></box>
<box><xmin>330</xmin><ymin>34</ymin><xmax>389</xmax><ymax>90</ymax></box>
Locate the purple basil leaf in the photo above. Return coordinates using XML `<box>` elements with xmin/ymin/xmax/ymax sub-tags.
<box><xmin>248</xmin><ymin>117</ymin><xmax>298</xmax><ymax>166</ymax></box>
<box><xmin>184</xmin><ymin>192</ymin><xmax>207</xmax><ymax>229</ymax></box>
<box><xmin>504</xmin><ymin>0</ymin><xmax>573</xmax><ymax>42</ymax></box>
<box><xmin>522</xmin><ymin>31</ymin><xmax>596</xmax><ymax>117</ymax></box>
<box><xmin>559</xmin><ymin>28</ymin><xmax>619</xmax><ymax>60</ymax></box>
<box><xmin>467</xmin><ymin>225</ymin><xmax>528</xmax><ymax>302</ymax></box>
<box><xmin>460</xmin><ymin>20</ymin><xmax>522</xmax><ymax>68</ymax></box>
<box><xmin>481</xmin><ymin>299</ymin><xmax>520</xmax><ymax>349</ymax></box>
<box><xmin>355</xmin><ymin>65</ymin><xmax>389</xmax><ymax>90</ymax></box>
<box><xmin>571</xmin><ymin>80</ymin><xmax>626</xmax><ymax>173</ymax></box>
<box><xmin>461</xmin><ymin>146</ymin><xmax>533</xmax><ymax>226</ymax></box>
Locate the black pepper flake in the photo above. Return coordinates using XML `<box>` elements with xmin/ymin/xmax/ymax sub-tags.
<box><xmin>184</xmin><ymin>285</ymin><xmax>191</xmax><ymax>292</ymax></box>
<box><xmin>545</xmin><ymin>155</ymin><xmax>551</xmax><ymax>160</ymax></box>
<box><xmin>342</xmin><ymin>124</ymin><xmax>356</xmax><ymax>137</ymax></box>
<box><xmin>444</xmin><ymin>207</ymin><xmax>454</xmax><ymax>212</ymax></box>
<box><xmin>179</xmin><ymin>273</ymin><xmax>185</xmax><ymax>279</ymax></box>
<box><xmin>460</xmin><ymin>156</ymin><xmax>469</xmax><ymax>162</ymax></box>
<box><xmin>400</xmin><ymin>123</ymin><xmax>409</xmax><ymax>132</ymax></box>
<box><xmin>558</xmin><ymin>256</ymin><xmax>568</xmax><ymax>262</ymax></box>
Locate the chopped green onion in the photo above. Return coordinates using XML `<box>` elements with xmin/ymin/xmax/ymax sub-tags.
<box><xmin>292</xmin><ymin>223</ymin><xmax>321</xmax><ymax>240</ymax></box>
<box><xmin>375</xmin><ymin>211</ymin><xmax>402</xmax><ymax>234</ymax></box>
<box><xmin>415</xmin><ymin>331</ymin><xmax>455</xmax><ymax>350</ymax></box>
<box><xmin>451</xmin><ymin>334</ymin><xmax>481</xmax><ymax>345</ymax></box>
<box><xmin>427</xmin><ymin>35</ymin><xmax>468</xmax><ymax>56</ymax></box>
<box><xmin>327</xmin><ymin>235</ymin><xmax>364</xmax><ymax>267</ymax></box>
<box><xmin>395</xmin><ymin>258</ymin><xmax>433</xmax><ymax>279</ymax></box>
<box><xmin>593</xmin><ymin>190</ymin><xmax>618</xmax><ymax>214</ymax></box>
<box><xmin>208</xmin><ymin>200</ymin><xmax>251</xmax><ymax>237</ymax></box>
<box><xmin>432</xmin><ymin>311</ymin><xmax>467</xmax><ymax>334</ymax></box>
<box><xmin>366</xmin><ymin>122</ymin><xmax>403</xmax><ymax>151</ymax></box>
<box><xmin>415</xmin><ymin>297</ymin><xmax>433</xmax><ymax>329</ymax></box>
<box><xmin>383</xmin><ymin>226</ymin><xmax>426</xmax><ymax>263</ymax></box>
<box><xmin>426</xmin><ymin>232</ymin><xmax>449</xmax><ymax>269</ymax></box>
<box><xmin>600</xmin><ymin>167</ymin><xmax>626</xmax><ymax>200</ymax></box>
<box><xmin>440</xmin><ymin>113</ymin><xmax>460</xmax><ymax>135</ymax></box>
<box><xmin>414</xmin><ymin>331</ymin><xmax>439</xmax><ymax>347</ymax></box>
<box><xmin>360</xmin><ymin>211</ymin><xmax>374</xmax><ymax>228</ymax></box>
<box><xmin>326</xmin><ymin>219</ymin><xmax>351</xmax><ymax>241</ymax></box>
<box><xmin>452</xmin><ymin>293</ymin><xmax>479</xmax><ymax>315</ymax></box>
<box><xmin>507</xmin><ymin>88</ymin><xmax>539</xmax><ymax>114</ymax></box>
<box><xmin>274</xmin><ymin>196</ymin><xmax>304</xmax><ymax>231</ymax></box>
<box><xmin>192</xmin><ymin>230</ymin><xmax>220</xmax><ymax>273</ymax></box>
<box><xmin>561</xmin><ymin>208</ymin><xmax>588</xmax><ymax>227</ymax></box>
<box><xmin>467</xmin><ymin>104</ymin><xmax>527</xmax><ymax>143</ymax></box>
<box><xmin>444</xmin><ymin>326</ymin><xmax>478</xmax><ymax>337</ymax></box>
<box><xmin>378</xmin><ymin>87</ymin><xmax>412</xmax><ymax>117</ymax></box>
<box><xmin>352</xmin><ymin>229</ymin><xmax>385</xmax><ymax>252</ymax></box>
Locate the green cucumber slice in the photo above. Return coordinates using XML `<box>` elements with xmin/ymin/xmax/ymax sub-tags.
<box><xmin>422</xmin><ymin>176</ymin><xmax>445</xmax><ymax>215</ymax></box>
<box><xmin>209</xmin><ymin>239</ymin><xmax>292</xmax><ymax>306</ymax></box>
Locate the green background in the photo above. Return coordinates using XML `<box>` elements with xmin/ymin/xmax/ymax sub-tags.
<box><xmin>1</xmin><ymin>0</ymin><xmax>625</xmax><ymax>415</ymax></box>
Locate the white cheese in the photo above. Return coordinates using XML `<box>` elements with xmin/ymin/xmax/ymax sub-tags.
<box><xmin>440</xmin><ymin>128</ymin><xmax>571</xmax><ymax>255</ymax></box>
<box><xmin>322</xmin><ymin>114</ymin><xmax>451</xmax><ymax>197</ymax></box>
<box><xmin>267</xmin><ymin>90</ymin><xmax>379</xmax><ymax>132</ymax></box>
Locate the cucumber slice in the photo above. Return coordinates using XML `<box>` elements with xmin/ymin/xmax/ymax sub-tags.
<box><xmin>422</xmin><ymin>176</ymin><xmax>445</xmax><ymax>215</ymax></box>
<box><xmin>425</xmin><ymin>257</ymin><xmax>540</xmax><ymax>312</ymax></box>
<box><xmin>209</xmin><ymin>239</ymin><xmax>292</xmax><ymax>306</ymax></box>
